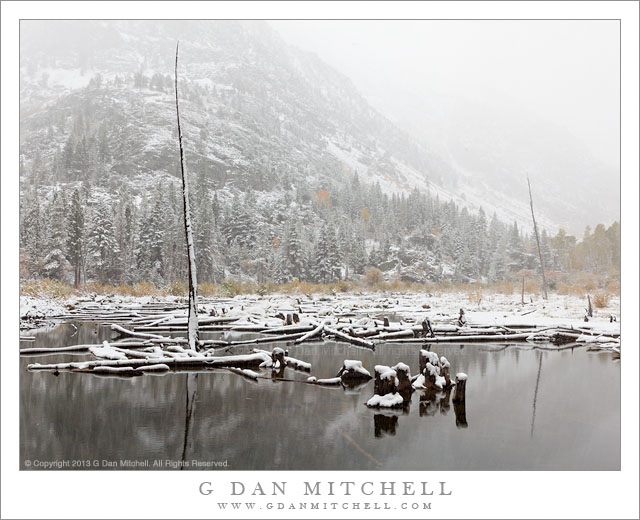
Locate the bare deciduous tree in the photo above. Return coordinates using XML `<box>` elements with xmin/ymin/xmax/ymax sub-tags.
<box><xmin>527</xmin><ymin>175</ymin><xmax>548</xmax><ymax>300</ymax></box>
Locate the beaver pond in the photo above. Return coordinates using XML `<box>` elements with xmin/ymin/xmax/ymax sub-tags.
<box><xmin>20</xmin><ymin>322</ymin><xmax>620</xmax><ymax>470</ymax></box>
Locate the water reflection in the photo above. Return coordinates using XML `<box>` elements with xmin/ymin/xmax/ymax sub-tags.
<box><xmin>181</xmin><ymin>374</ymin><xmax>198</xmax><ymax>468</ymax></box>
<box><xmin>453</xmin><ymin>401</ymin><xmax>468</xmax><ymax>428</ymax></box>
<box><xmin>20</xmin><ymin>324</ymin><xmax>621</xmax><ymax>470</ymax></box>
<box><xmin>374</xmin><ymin>414</ymin><xmax>398</xmax><ymax>437</ymax></box>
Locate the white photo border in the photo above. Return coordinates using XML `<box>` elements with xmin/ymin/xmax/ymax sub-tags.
<box><xmin>2</xmin><ymin>2</ymin><xmax>638</xmax><ymax>519</ymax></box>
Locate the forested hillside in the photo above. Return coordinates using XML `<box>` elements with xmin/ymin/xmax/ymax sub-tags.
<box><xmin>18</xmin><ymin>21</ymin><xmax>620</xmax><ymax>289</ymax></box>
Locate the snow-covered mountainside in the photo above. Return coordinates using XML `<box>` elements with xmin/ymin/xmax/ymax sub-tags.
<box><xmin>18</xmin><ymin>20</ymin><xmax>619</xmax><ymax>287</ymax></box>
<box><xmin>20</xmin><ymin>20</ymin><xmax>561</xmax><ymax>231</ymax></box>
<box><xmin>20</xmin><ymin>21</ymin><xmax>441</xmax><ymax>196</ymax></box>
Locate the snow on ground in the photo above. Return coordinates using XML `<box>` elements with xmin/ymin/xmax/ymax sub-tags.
<box><xmin>19</xmin><ymin>290</ymin><xmax>621</xmax><ymax>337</ymax></box>
<box><xmin>20</xmin><ymin>296</ymin><xmax>67</xmax><ymax>327</ymax></box>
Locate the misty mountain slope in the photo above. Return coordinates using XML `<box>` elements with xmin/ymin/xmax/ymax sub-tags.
<box><xmin>20</xmin><ymin>19</ymin><xmax>557</xmax><ymax>236</ymax></box>
<box><xmin>20</xmin><ymin>21</ymin><xmax>449</xmax><ymax>199</ymax></box>
<box><xmin>387</xmin><ymin>91</ymin><xmax>619</xmax><ymax>235</ymax></box>
<box><xmin>18</xmin><ymin>20</ymin><xmax>621</xmax><ymax>287</ymax></box>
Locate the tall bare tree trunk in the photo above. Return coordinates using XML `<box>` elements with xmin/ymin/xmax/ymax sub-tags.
<box><xmin>527</xmin><ymin>176</ymin><xmax>548</xmax><ymax>299</ymax></box>
<box><xmin>175</xmin><ymin>41</ymin><xmax>199</xmax><ymax>351</ymax></box>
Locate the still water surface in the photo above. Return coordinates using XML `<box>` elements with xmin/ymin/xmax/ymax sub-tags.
<box><xmin>20</xmin><ymin>323</ymin><xmax>620</xmax><ymax>470</ymax></box>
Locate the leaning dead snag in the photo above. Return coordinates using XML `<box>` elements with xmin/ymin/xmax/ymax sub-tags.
<box><xmin>527</xmin><ymin>175</ymin><xmax>548</xmax><ymax>300</ymax></box>
<box><xmin>175</xmin><ymin>41</ymin><xmax>200</xmax><ymax>351</ymax></box>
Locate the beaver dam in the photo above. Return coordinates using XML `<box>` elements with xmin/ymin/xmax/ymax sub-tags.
<box><xmin>20</xmin><ymin>292</ymin><xmax>620</xmax><ymax>470</ymax></box>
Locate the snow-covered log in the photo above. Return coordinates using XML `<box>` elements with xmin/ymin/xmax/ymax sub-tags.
<box><xmin>324</xmin><ymin>326</ymin><xmax>375</xmax><ymax>349</ymax></box>
<box><xmin>294</xmin><ymin>321</ymin><xmax>324</xmax><ymax>344</ymax></box>
<box><xmin>27</xmin><ymin>351</ymin><xmax>273</xmax><ymax>373</ymax></box>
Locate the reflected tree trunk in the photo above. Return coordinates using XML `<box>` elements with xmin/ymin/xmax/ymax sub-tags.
<box><xmin>180</xmin><ymin>373</ymin><xmax>198</xmax><ymax>468</ymax></box>
<box><xmin>530</xmin><ymin>351</ymin><xmax>543</xmax><ymax>437</ymax></box>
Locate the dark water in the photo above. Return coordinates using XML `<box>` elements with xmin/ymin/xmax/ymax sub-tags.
<box><xmin>20</xmin><ymin>323</ymin><xmax>620</xmax><ymax>470</ymax></box>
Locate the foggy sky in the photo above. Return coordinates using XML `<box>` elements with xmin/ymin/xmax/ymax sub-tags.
<box><xmin>271</xmin><ymin>20</ymin><xmax>620</xmax><ymax>170</ymax></box>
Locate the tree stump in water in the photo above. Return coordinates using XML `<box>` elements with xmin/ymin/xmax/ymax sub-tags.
<box><xmin>394</xmin><ymin>363</ymin><xmax>412</xmax><ymax>401</ymax></box>
<box><xmin>419</xmin><ymin>349</ymin><xmax>438</xmax><ymax>376</ymax></box>
<box><xmin>271</xmin><ymin>347</ymin><xmax>286</xmax><ymax>376</ymax></box>
<box><xmin>337</xmin><ymin>360</ymin><xmax>373</xmax><ymax>383</ymax></box>
<box><xmin>440</xmin><ymin>357</ymin><xmax>451</xmax><ymax>388</ymax></box>
<box><xmin>424</xmin><ymin>362</ymin><xmax>441</xmax><ymax>390</ymax></box>
<box><xmin>452</xmin><ymin>373</ymin><xmax>467</xmax><ymax>403</ymax></box>
<box><xmin>374</xmin><ymin>365</ymin><xmax>397</xmax><ymax>396</ymax></box>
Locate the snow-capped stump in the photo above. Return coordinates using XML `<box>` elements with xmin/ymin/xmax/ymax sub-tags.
<box><xmin>419</xmin><ymin>349</ymin><xmax>440</xmax><ymax>374</ymax></box>
<box><xmin>392</xmin><ymin>362</ymin><xmax>412</xmax><ymax>396</ymax></box>
<box><xmin>425</xmin><ymin>362</ymin><xmax>448</xmax><ymax>390</ymax></box>
<box><xmin>337</xmin><ymin>360</ymin><xmax>373</xmax><ymax>383</ymax></box>
<box><xmin>374</xmin><ymin>365</ymin><xmax>397</xmax><ymax>396</ymax></box>
<box><xmin>366</xmin><ymin>392</ymin><xmax>404</xmax><ymax>408</ymax></box>
<box><xmin>440</xmin><ymin>356</ymin><xmax>451</xmax><ymax>387</ymax></box>
<box><xmin>453</xmin><ymin>373</ymin><xmax>467</xmax><ymax>403</ymax></box>
<box><xmin>411</xmin><ymin>373</ymin><xmax>426</xmax><ymax>390</ymax></box>
<box><xmin>271</xmin><ymin>347</ymin><xmax>286</xmax><ymax>369</ymax></box>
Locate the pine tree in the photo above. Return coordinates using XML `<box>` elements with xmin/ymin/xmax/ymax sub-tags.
<box><xmin>21</xmin><ymin>185</ymin><xmax>44</xmax><ymax>277</ymax></box>
<box><xmin>137</xmin><ymin>189</ymin><xmax>166</xmax><ymax>283</ymax></box>
<box><xmin>66</xmin><ymin>189</ymin><xmax>85</xmax><ymax>286</ymax></box>
<box><xmin>88</xmin><ymin>201</ymin><xmax>117</xmax><ymax>283</ymax></box>
<box><xmin>42</xmin><ymin>191</ymin><xmax>68</xmax><ymax>281</ymax></box>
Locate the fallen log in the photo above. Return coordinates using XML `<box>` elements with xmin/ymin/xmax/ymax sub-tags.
<box><xmin>294</xmin><ymin>321</ymin><xmax>324</xmax><ymax>344</ymax></box>
<box><xmin>27</xmin><ymin>351</ymin><xmax>273</xmax><ymax>372</ymax></box>
<box><xmin>324</xmin><ymin>326</ymin><xmax>375</xmax><ymax>349</ymax></box>
<box><xmin>111</xmin><ymin>323</ymin><xmax>167</xmax><ymax>341</ymax></box>
<box><xmin>228</xmin><ymin>331</ymin><xmax>307</xmax><ymax>347</ymax></box>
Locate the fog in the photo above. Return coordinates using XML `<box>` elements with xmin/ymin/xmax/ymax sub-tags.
<box><xmin>272</xmin><ymin>20</ymin><xmax>620</xmax><ymax>171</ymax></box>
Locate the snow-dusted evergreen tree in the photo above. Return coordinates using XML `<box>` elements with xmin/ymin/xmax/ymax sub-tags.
<box><xmin>282</xmin><ymin>221</ymin><xmax>303</xmax><ymax>280</ymax></box>
<box><xmin>65</xmin><ymin>189</ymin><xmax>85</xmax><ymax>286</ymax></box>
<box><xmin>310</xmin><ymin>224</ymin><xmax>332</xmax><ymax>283</ymax></box>
<box><xmin>41</xmin><ymin>190</ymin><xmax>69</xmax><ymax>281</ymax></box>
<box><xmin>21</xmin><ymin>185</ymin><xmax>44</xmax><ymax>277</ymax></box>
<box><xmin>137</xmin><ymin>188</ymin><xmax>166</xmax><ymax>284</ymax></box>
<box><xmin>222</xmin><ymin>194</ymin><xmax>256</xmax><ymax>249</ymax></box>
<box><xmin>87</xmin><ymin>200</ymin><xmax>116</xmax><ymax>283</ymax></box>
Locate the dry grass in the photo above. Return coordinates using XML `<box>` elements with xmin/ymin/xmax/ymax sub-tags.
<box><xmin>592</xmin><ymin>292</ymin><xmax>610</xmax><ymax>308</ymax></box>
<box><xmin>467</xmin><ymin>287</ymin><xmax>483</xmax><ymax>305</ymax></box>
<box><xmin>557</xmin><ymin>283</ymin><xmax>586</xmax><ymax>297</ymax></box>
<box><xmin>21</xmin><ymin>279</ymin><xmax>74</xmax><ymax>299</ymax></box>
<box><xmin>363</xmin><ymin>267</ymin><xmax>383</xmax><ymax>286</ymax></box>
<box><xmin>20</xmin><ymin>270</ymin><xmax>620</xmax><ymax>300</ymax></box>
